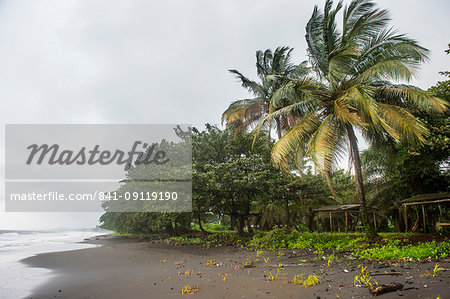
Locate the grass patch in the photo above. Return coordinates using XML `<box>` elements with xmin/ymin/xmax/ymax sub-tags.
<box><xmin>248</xmin><ymin>228</ymin><xmax>366</xmax><ymax>251</ymax></box>
<box><xmin>353</xmin><ymin>240</ymin><xmax>450</xmax><ymax>260</ymax></box>
<box><xmin>167</xmin><ymin>231</ymin><xmax>248</xmax><ymax>247</ymax></box>
<box><xmin>111</xmin><ymin>232</ymin><xmax>164</xmax><ymax>238</ymax></box>
<box><xmin>112</xmin><ymin>228</ymin><xmax>449</xmax><ymax>261</ymax></box>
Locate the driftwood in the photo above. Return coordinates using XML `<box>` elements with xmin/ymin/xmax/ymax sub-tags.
<box><xmin>369</xmin><ymin>272</ymin><xmax>402</xmax><ymax>276</ymax></box>
<box><xmin>369</xmin><ymin>283</ymin><xmax>403</xmax><ymax>296</ymax></box>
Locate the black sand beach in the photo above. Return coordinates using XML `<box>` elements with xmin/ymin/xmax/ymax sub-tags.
<box><xmin>21</xmin><ymin>236</ymin><xmax>450</xmax><ymax>299</ymax></box>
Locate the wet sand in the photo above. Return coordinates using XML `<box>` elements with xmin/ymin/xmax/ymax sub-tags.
<box><xmin>22</xmin><ymin>236</ymin><xmax>450</xmax><ymax>298</ymax></box>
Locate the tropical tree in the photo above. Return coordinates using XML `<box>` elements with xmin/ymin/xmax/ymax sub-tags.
<box><xmin>256</xmin><ymin>0</ymin><xmax>447</xmax><ymax>239</ymax></box>
<box><xmin>192</xmin><ymin>125</ymin><xmax>284</xmax><ymax>235</ymax></box>
<box><xmin>222</xmin><ymin>47</ymin><xmax>308</xmax><ymax>226</ymax></box>
<box><xmin>222</xmin><ymin>46</ymin><xmax>307</xmax><ymax>138</ymax></box>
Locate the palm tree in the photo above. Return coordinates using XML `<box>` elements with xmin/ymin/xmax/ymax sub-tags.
<box><xmin>222</xmin><ymin>47</ymin><xmax>308</xmax><ymax>138</ymax></box>
<box><xmin>256</xmin><ymin>0</ymin><xmax>447</xmax><ymax>239</ymax></box>
<box><xmin>223</xmin><ymin>47</ymin><xmax>308</xmax><ymax>227</ymax></box>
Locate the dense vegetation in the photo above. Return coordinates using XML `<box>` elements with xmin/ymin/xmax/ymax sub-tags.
<box><xmin>100</xmin><ymin>0</ymin><xmax>449</xmax><ymax>256</ymax></box>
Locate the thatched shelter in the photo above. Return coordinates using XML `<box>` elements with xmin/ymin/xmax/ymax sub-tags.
<box><xmin>313</xmin><ymin>204</ymin><xmax>379</xmax><ymax>232</ymax></box>
<box><xmin>401</xmin><ymin>192</ymin><xmax>450</xmax><ymax>233</ymax></box>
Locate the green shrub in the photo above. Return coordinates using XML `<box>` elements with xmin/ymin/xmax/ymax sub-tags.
<box><xmin>353</xmin><ymin>240</ymin><xmax>450</xmax><ymax>260</ymax></box>
<box><xmin>249</xmin><ymin>229</ymin><xmax>366</xmax><ymax>251</ymax></box>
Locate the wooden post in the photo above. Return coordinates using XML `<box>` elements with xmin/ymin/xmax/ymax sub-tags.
<box><xmin>403</xmin><ymin>205</ymin><xmax>408</xmax><ymax>232</ymax></box>
<box><xmin>329</xmin><ymin>212</ymin><xmax>332</xmax><ymax>232</ymax></box>
<box><xmin>373</xmin><ymin>212</ymin><xmax>377</xmax><ymax>231</ymax></box>
<box><xmin>345</xmin><ymin>211</ymin><xmax>348</xmax><ymax>233</ymax></box>
<box><xmin>422</xmin><ymin>204</ymin><xmax>426</xmax><ymax>233</ymax></box>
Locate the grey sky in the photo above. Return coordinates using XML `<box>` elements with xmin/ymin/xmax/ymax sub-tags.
<box><xmin>0</xmin><ymin>0</ymin><xmax>448</xmax><ymax>229</ymax></box>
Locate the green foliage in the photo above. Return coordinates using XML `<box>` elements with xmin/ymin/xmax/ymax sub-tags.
<box><xmin>100</xmin><ymin>212</ymin><xmax>192</xmax><ymax>235</ymax></box>
<box><xmin>361</xmin><ymin>77</ymin><xmax>449</xmax><ymax>228</ymax></box>
<box><xmin>167</xmin><ymin>231</ymin><xmax>247</xmax><ymax>247</ymax></box>
<box><xmin>353</xmin><ymin>240</ymin><xmax>450</xmax><ymax>260</ymax></box>
<box><xmin>193</xmin><ymin>125</ymin><xmax>290</xmax><ymax>233</ymax></box>
<box><xmin>222</xmin><ymin>47</ymin><xmax>307</xmax><ymax>136</ymax></box>
<box><xmin>249</xmin><ymin>228</ymin><xmax>366</xmax><ymax>251</ymax></box>
<box><xmin>191</xmin><ymin>222</ymin><xmax>231</xmax><ymax>232</ymax></box>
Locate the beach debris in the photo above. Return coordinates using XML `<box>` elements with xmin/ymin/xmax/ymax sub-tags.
<box><xmin>433</xmin><ymin>263</ymin><xmax>444</xmax><ymax>277</ymax></box>
<box><xmin>354</xmin><ymin>266</ymin><xmax>378</xmax><ymax>287</ymax></box>
<box><xmin>174</xmin><ymin>261</ymin><xmax>184</xmax><ymax>265</ymax></box>
<box><xmin>369</xmin><ymin>282</ymin><xmax>403</xmax><ymax>296</ymax></box>
<box><xmin>277</xmin><ymin>251</ymin><xmax>284</xmax><ymax>261</ymax></box>
<box><xmin>160</xmin><ymin>259</ymin><xmax>167</xmax><ymax>263</ymax></box>
<box><xmin>204</xmin><ymin>259</ymin><xmax>216</xmax><ymax>266</ymax></box>
<box><xmin>288</xmin><ymin>273</ymin><xmax>321</xmax><ymax>287</ymax></box>
<box><xmin>291</xmin><ymin>273</ymin><xmax>304</xmax><ymax>285</ymax></box>
<box><xmin>266</xmin><ymin>271</ymin><xmax>276</xmax><ymax>281</ymax></box>
<box><xmin>242</xmin><ymin>258</ymin><xmax>255</xmax><ymax>268</ymax></box>
<box><xmin>181</xmin><ymin>285</ymin><xmax>199</xmax><ymax>294</ymax></box>
<box><xmin>265</xmin><ymin>264</ymin><xmax>286</xmax><ymax>282</ymax></box>
<box><xmin>218</xmin><ymin>273</ymin><xmax>228</xmax><ymax>282</ymax></box>
<box><xmin>303</xmin><ymin>274</ymin><xmax>321</xmax><ymax>287</ymax></box>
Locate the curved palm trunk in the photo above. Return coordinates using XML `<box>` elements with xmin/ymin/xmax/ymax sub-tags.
<box><xmin>324</xmin><ymin>171</ymin><xmax>339</xmax><ymax>202</ymax></box>
<box><xmin>276</xmin><ymin>117</ymin><xmax>291</xmax><ymax>228</ymax></box>
<box><xmin>346</xmin><ymin>124</ymin><xmax>378</xmax><ymax>240</ymax></box>
<box><xmin>197</xmin><ymin>213</ymin><xmax>206</xmax><ymax>234</ymax></box>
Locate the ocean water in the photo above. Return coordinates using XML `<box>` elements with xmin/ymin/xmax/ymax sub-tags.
<box><xmin>0</xmin><ymin>229</ymin><xmax>108</xmax><ymax>299</ymax></box>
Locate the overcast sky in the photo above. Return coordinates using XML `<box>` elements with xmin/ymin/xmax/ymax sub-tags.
<box><xmin>0</xmin><ymin>0</ymin><xmax>448</xmax><ymax>230</ymax></box>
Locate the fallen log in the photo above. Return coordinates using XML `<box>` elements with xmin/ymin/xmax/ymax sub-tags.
<box><xmin>369</xmin><ymin>283</ymin><xmax>403</xmax><ymax>296</ymax></box>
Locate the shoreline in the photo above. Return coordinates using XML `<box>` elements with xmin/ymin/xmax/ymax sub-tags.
<box><xmin>20</xmin><ymin>235</ymin><xmax>450</xmax><ymax>299</ymax></box>
<box><xmin>0</xmin><ymin>230</ymin><xmax>104</xmax><ymax>299</ymax></box>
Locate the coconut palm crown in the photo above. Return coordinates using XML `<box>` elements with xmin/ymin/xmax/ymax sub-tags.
<box><xmin>255</xmin><ymin>0</ymin><xmax>447</xmax><ymax>238</ymax></box>
<box><xmin>222</xmin><ymin>47</ymin><xmax>308</xmax><ymax>138</ymax></box>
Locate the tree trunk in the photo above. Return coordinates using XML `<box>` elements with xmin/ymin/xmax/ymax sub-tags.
<box><xmin>197</xmin><ymin>213</ymin><xmax>206</xmax><ymax>233</ymax></box>
<box><xmin>165</xmin><ymin>222</ymin><xmax>175</xmax><ymax>236</ymax></box>
<box><xmin>284</xmin><ymin>193</ymin><xmax>290</xmax><ymax>228</ymax></box>
<box><xmin>324</xmin><ymin>170</ymin><xmax>339</xmax><ymax>202</ymax></box>
<box><xmin>275</xmin><ymin>118</ymin><xmax>282</xmax><ymax>140</ymax></box>
<box><xmin>238</xmin><ymin>215</ymin><xmax>245</xmax><ymax>235</ymax></box>
<box><xmin>276</xmin><ymin>119</ymin><xmax>291</xmax><ymax>229</ymax></box>
<box><xmin>230</xmin><ymin>214</ymin><xmax>237</xmax><ymax>230</ymax></box>
<box><xmin>245</xmin><ymin>219</ymin><xmax>253</xmax><ymax>235</ymax></box>
<box><xmin>346</xmin><ymin>124</ymin><xmax>378</xmax><ymax>241</ymax></box>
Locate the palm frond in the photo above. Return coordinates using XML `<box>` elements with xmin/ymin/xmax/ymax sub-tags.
<box><xmin>333</xmin><ymin>95</ymin><xmax>367</xmax><ymax>128</ymax></box>
<box><xmin>229</xmin><ymin>69</ymin><xmax>266</xmax><ymax>97</ymax></box>
<box><xmin>221</xmin><ymin>98</ymin><xmax>266</xmax><ymax>124</ymax></box>
<box><xmin>378</xmin><ymin>103</ymin><xmax>429</xmax><ymax>144</ymax></box>
<box><xmin>376</xmin><ymin>84</ymin><xmax>448</xmax><ymax>113</ymax></box>
<box><xmin>306</xmin><ymin>114</ymin><xmax>346</xmax><ymax>172</ymax></box>
<box><xmin>272</xmin><ymin>112</ymin><xmax>321</xmax><ymax>171</ymax></box>
<box><xmin>306</xmin><ymin>5</ymin><xmax>329</xmax><ymax>77</ymax></box>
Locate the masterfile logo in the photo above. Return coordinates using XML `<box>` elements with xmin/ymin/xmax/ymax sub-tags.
<box><xmin>5</xmin><ymin>124</ymin><xmax>192</xmax><ymax>212</ymax></box>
